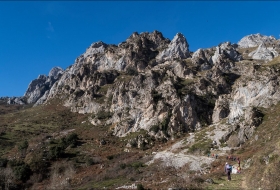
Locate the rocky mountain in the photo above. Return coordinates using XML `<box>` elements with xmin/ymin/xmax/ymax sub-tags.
<box><xmin>10</xmin><ymin>31</ymin><xmax>280</xmax><ymax>144</ymax></box>
<box><xmin>2</xmin><ymin>31</ymin><xmax>280</xmax><ymax>190</ymax></box>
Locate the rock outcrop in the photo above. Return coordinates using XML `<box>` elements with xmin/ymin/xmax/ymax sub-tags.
<box><xmin>191</xmin><ymin>48</ymin><xmax>213</xmax><ymax>71</ymax></box>
<box><xmin>248</xmin><ymin>43</ymin><xmax>278</xmax><ymax>61</ymax></box>
<box><xmin>7</xmin><ymin>97</ymin><xmax>26</xmax><ymax>105</ymax></box>
<box><xmin>156</xmin><ymin>33</ymin><xmax>190</xmax><ymax>61</ymax></box>
<box><xmin>238</xmin><ymin>33</ymin><xmax>277</xmax><ymax>48</ymax></box>
<box><xmin>212</xmin><ymin>42</ymin><xmax>242</xmax><ymax>65</ymax></box>
<box><xmin>13</xmin><ymin>32</ymin><xmax>280</xmax><ymax>145</ymax></box>
<box><xmin>24</xmin><ymin>67</ymin><xmax>64</xmax><ymax>104</ymax></box>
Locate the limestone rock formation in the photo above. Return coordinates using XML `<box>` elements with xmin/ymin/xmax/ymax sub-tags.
<box><xmin>156</xmin><ymin>33</ymin><xmax>190</xmax><ymax>61</ymax></box>
<box><xmin>228</xmin><ymin>67</ymin><xmax>280</xmax><ymax>124</ymax></box>
<box><xmin>7</xmin><ymin>97</ymin><xmax>26</xmax><ymax>105</ymax></box>
<box><xmin>212</xmin><ymin>42</ymin><xmax>242</xmax><ymax>65</ymax></box>
<box><xmin>12</xmin><ymin>31</ymin><xmax>280</xmax><ymax>145</ymax></box>
<box><xmin>248</xmin><ymin>43</ymin><xmax>279</xmax><ymax>61</ymax></box>
<box><xmin>191</xmin><ymin>48</ymin><xmax>213</xmax><ymax>70</ymax></box>
<box><xmin>238</xmin><ymin>33</ymin><xmax>277</xmax><ymax>48</ymax></box>
<box><xmin>24</xmin><ymin>67</ymin><xmax>64</xmax><ymax>104</ymax></box>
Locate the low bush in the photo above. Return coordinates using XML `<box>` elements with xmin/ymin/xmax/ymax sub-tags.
<box><xmin>0</xmin><ymin>157</ymin><xmax>8</xmax><ymax>167</ymax></box>
<box><xmin>8</xmin><ymin>161</ymin><xmax>31</xmax><ymax>182</ymax></box>
<box><xmin>96</xmin><ymin>110</ymin><xmax>113</xmax><ymax>120</ymax></box>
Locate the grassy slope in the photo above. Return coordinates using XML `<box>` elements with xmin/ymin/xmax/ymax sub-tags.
<box><xmin>1</xmin><ymin>78</ymin><xmax>280</xmax><ymax>189</ymax></box>
<box><xmin>0</xmin><ymin>98</ymin><xmax>153</xmax><ymax>189</ymax></box>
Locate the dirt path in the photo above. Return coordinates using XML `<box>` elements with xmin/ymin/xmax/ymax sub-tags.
<box><xmin>241</xmin><ymin>175</ymin><xmax>248</xmax><ymax>189</ymax></box>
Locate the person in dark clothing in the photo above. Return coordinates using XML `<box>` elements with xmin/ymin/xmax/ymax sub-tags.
<box><xmin>237</xmin><ymin>157</ymin><xmax>240</xmax><ymax>167</ymax></box>
<box><xmin>224</xmin><ymin>162</ymin><xmax>231</xmax><ymax>181</ymax></box>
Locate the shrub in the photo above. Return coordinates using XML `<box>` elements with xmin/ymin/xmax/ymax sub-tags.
<box><xmin>85</xmin><ymin>157</ymin><xmax>94</xmax><ymax>166</ymax></box>
<box><xmin>96</xmin><ymin>110</ymin><xmax>113</xmax><ymax>120</ymax></box>
<box><xmin>8</xmin><ymin>160</ymin><xmax>32</xmax><ymax>182</ymax></box>
<box><xmin>85</xmin><ymin>156</ymin><xmax>100</xmax><ymax>166</ymax></box>
<box><xmin>130</xmin><ymin>162</ymin><xmax>144</xmax><ymax>169</ymax></box>
<box><xmin>66</xmin><ymin>133</ymin><xmax>78</xmax><ymax>148</ymax></box>
<box><xmin>48</xmin><ymin>145</ymin><xmax>64</xmax><ymax>160</ymax></box>
<box><xmin>137</xmin><ymin>183</ymin><xmax>145</xmax><ymax>190</ymax></box>
<box><xmin>149</xmin><ymin>125</ymin><xmax>159</xmax><ymax>133</ymax></box>
<box><xmin>13</xmin><ymin>163</ymin><xmax>31</xmax><ymax>182</ymax></box>
<box><xmin>188</xmin><ymin>139</ymin><xmax>212</xmax><ymax>155</ymax></box>
<box><xmin>0</xmin><ymin>158</ymin><xmax>8</xmax><ymax>167</ymax></box>
<box><xmin>126</xmin><ymin>67</ymin><xmax>138</xmax><ymax>76</ymax></box>
<box><xmin>18</xmin><ymin>140</ymin><xmax>29</xmax><ymax>157</ymax></box>
<box><xmin>18</xmin><ymin>140</ymin><xmax>28</xmax><ymax>151</ymax></box>
<box><xmin>29</xmin><ymin>154</ymin><xmax>48</xmax><ymax>175</ymax></box>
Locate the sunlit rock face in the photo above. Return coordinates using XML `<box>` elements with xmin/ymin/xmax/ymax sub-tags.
<box><xmin>238</xmin><ymin>33</ymin><xmax>277</xmax><ymax>48</ymax></box>
<box><xmin>18</xmin><ymin>31</ymin><xmax>280</xmax><ymax>142</ymax></box>
<box><xmin>156</xmin><ymin>33</ymin><xmax>190</xmax><ymax>61</ymax></box>
<box><xmin>24</xmin><ymin>67</ymin><xmax>64</xmax><ymax>104</ymax></box>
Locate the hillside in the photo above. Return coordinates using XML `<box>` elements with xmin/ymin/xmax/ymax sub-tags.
<box><xmin>1</xmin><ymin>31</ymin><xmax>280</xmax><ymax>189</ymax></box>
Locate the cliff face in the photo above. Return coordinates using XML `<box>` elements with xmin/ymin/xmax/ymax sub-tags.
<box><xmin>18</xmin><ymin>31</ymin><xmax>280</xmax><ymax>143</ymax></box>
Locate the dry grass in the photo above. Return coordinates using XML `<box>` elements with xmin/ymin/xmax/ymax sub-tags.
<box><xmin>237</xmin><ymin>47</ymin><xmax>258</xmax><ymax>60</ymax></box>
<box><xmin>2</xmin><ymin>94</ymin><xmax>280</xmax><ymax>189</ymax></box>
<box><xmin>264</xmin><ymin>55</ymin><xmax>280</xmax><ymax>66</ymax></box>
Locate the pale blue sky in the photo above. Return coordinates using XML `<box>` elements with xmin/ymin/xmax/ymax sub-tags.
<box><xmin>1</xmin><ymin>1</ymin><xmax>280</xmax><ymax>97</ymax></box>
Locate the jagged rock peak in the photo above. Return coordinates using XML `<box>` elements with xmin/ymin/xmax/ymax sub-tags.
<box><xmin>49</xmin><ymin>67</ymin><xmax>64</xmax><ymax>79</ymax></box>
<box><xmin>125</xmin><ymin>30</ymin><xmax>168</xmax><ymax>47</ymax></box>
<box><xmin>156</xmin><ymin>32</ymin><xmax>190</xmax><ymax>61</ymax></box>
<box><xmin>83</xmin><ymin>41</ymin><xmax>108</xmax><ymax>57</ymax></box>
<box><xmin>238</xmin><ymin>33</ymin><xmax>277</xmax><ymax>48</ymax></box>
<box><xmin>37</xmin><ymin>74</ymin><xmax>47</xmax><ymax>80</ymax></box>
<box><xmin>24</xmin><ymin>67</ymin><xmax>64</xmax><ymax>104</ymax></box>
<box><xmin>127</xmin><ymin>30</ymin><xmax>165</xmax><ymax>40</ymax></box>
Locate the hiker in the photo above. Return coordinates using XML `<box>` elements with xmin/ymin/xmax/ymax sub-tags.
<box><xmin>208</xmin><ymin>153</ymin><xmax>210</xmax><ymax>157</ymax></box>
<box><xmin>215</xmin><ymin>154</ymin><xmax>218</xmax><ymax>159</ymax></box>
<box><xmin>237</xmin><ymin>166</ymin><xmax>241</xmax><ymax>174</ymax></box>
<box><xmin>224</xmin><ymin>162</ymin><xmax>232</xmax><ymax>181</ymax></box>
<box><xmin>237</xmin><ymin>157</ymin><xmax>240</xmax><ymax>167</ymax></box>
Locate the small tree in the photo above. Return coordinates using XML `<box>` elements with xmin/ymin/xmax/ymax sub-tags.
<box><xmin>48</xmin><ymin>145</ymin><xmax>64</xmax><ymax>160</ymax></box>
<box><xmin>66</xmin><ymin>133</ymin><xmax>78</xmax><ymax>148</ymax></box>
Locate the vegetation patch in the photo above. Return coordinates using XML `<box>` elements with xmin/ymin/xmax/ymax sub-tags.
<box><xmin>95</xmin><ymin>110</ymin><xmax>113</xmax><ymax>120</ymax></box>
<box><xmin>188</xmin><ymin>139</ymin><xmax>212</xmax><ymax>155</ymax></box>
<box><xmin>172</xmin><ymin>77</ymin><xmax>194</xmax><ymax>97</ymax></box>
